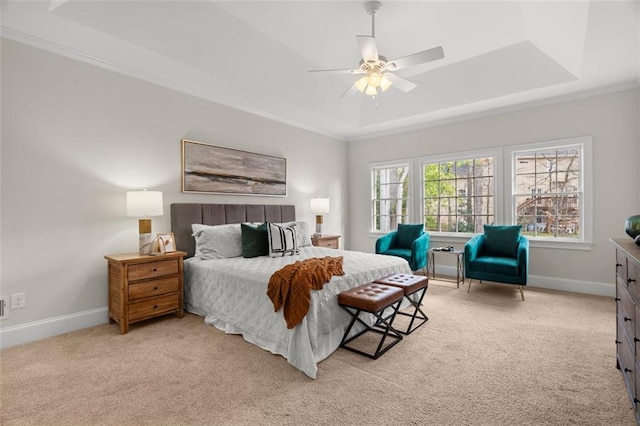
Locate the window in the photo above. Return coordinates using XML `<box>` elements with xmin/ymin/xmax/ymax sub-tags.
<box><xmin>371</xmin><ymin>160</ymin><xmax>411</xmax><ymax>232</ymax></box>
<box><xmin>369</xmin><ymin>137</ymin><xmax>592</xmax><ymax>249</ymax></box>
<box><xmin>418</xmin><ymin>150</ymin><xmax>498</xmax><ymax>234</ymax></box>
<box><xmin>507</xmin><ymin>137</ymin><xmax>592</xmax><ymax>244</ymax></box>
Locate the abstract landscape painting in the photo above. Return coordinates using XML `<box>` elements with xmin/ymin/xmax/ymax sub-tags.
<box><xmin>182</xmin><ymin>139</ymin><xmax>286</xmax><ymax>196</ymax></box>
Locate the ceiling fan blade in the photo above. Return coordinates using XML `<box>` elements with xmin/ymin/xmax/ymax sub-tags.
<box><xmin>308</xmin><ymin>68</ymin><xmax>363</xmax><ymax>75</ymax></box>
<box><xmin>386</xmin><ymin>46</ymin><xmax>444</xmax><ymax>71</ymax></box>
<box><xmin>356</xmin><ymin>35</ymin><xmax>379</xmax><ymax>63</ymax></box>
<box><xmin>341</xmin><ymin>84</ymin><xmax>358</xmax><ymax>98</ymax></box>
<box><xmin>386</xmin><ymin>73</ymin><xmax>417</xmax><ymax>92</ymax></box>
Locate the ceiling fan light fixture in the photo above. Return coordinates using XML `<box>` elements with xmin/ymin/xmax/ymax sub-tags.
<box><xmin>310</xmin><ymin>1</ymin><xmax>444</xmax><ymax>100</ymax></box>
<box><xmin>354</xmin><ymin>75</ymin><xmax>369</xmax><ymax>92</ymax></box>
<box><xmin>365</xmin><ymin>85</ymin><xmax>378</xmax><ymax>96</ymax></box>
<box><xmin>368</xmin><ymin>71</ymin><xmax>382</xmax><ymax>88</ymax></box>
<box><xmin>380</xmin><ymin>74</ymin><xmax>392</xmax><ymax>92</ymax></box>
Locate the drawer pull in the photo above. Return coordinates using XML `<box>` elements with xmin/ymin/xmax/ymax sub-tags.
<box><xmin>625</xmin><ymin>367</ymin><xmax>632</xmax><ymax>373</ymax></box>
<box><xmin>616</xmin><ymin>263</ymin><xmax>623</xmax><ymax>268</ymax></box>
<box><xmin>152</xmin><ymin>268</ymin><xmax>158</xmax><ymax>273</ymax></box>
<box><xmin>153</xmin><ymin>305</ymin><xmax>158</xmax><ymax>309</ymax></box>
<box><xmin>634</xmin><ymin>337</ymin><xmax>640</xmax><ymax>343</ymax></box>
<box><xmin>615</xmin><ymin>298</ymin><xmax>621</xmax><ymax>301</ymax></box>
<box><xmin>153</xmin><ymin>286</ymin><xmax>158</xmax><ymax>291</ymax></box>
<box><xmin>635</xmin><ymin>398</ymin><xmax>640</xmax><ymax>404</ymax></box>
<box><xmin>624</xmin><ymin>316</ymin><xmax>632</xmax><ymax>322</ymax></box>
<box><xmin>628</xmin><ymin>278</ymin><xmax>637</xmax><ymax>284</ymax></box>
<box><xmin>616</xmin><ymin>339</ymin><xmax>621</xmax><ymax>344</ymax></box>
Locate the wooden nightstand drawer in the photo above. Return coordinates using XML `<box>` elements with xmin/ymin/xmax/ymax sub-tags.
<box><xmin>128</xmin><ymin>259</ymin><xmax>179</xmax><ymax>281</ymax></box>
<box><xmin>316</xmin><ymin>239</ymin><xmax>338</xmax><ymax>249</ymax></box>
<box><xmin>311</xmin><ymin>235</ymin><xmax>340</xmax><ymax>249</ymax></box>
<box><xmin>128</xmin><ymin>276</ymin><xmax>180</xmax><ymax>301</ymax></box>
<box><xmin>128</xmin><ymin>293</ymin><xmax>180</xmax><ymax>322</ymax></box>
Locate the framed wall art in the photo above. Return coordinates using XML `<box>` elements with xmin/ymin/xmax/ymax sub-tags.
<box><xmin>181</xmin><ymin>139</ymin><xmax>287</xmax><ymax>196</ymax></box>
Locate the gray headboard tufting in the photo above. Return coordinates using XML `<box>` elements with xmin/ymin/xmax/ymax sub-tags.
<box><xmin>170</xmin><ymin>203</ymin><xmax>296</xmax><ymax>258</ymax></box>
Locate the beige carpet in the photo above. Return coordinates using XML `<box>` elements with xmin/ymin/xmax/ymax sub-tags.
<box><xmin>1</xmin><ymin>280</ymin><xmax>636</xmax><ymax>426</ymax></box>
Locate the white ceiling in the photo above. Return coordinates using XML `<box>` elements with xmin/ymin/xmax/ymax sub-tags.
<box><xmin>2</xmin><ymin>0</ymin><xmax>639</xmax><ymax>140</ymax></box>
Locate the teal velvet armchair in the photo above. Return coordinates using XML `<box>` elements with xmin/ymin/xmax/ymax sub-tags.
<box><xmin>375</xmin><ymin>224</ymin><xmax>430</xmax><ymax>273</ymax></box>
<box><xmin>464</xmin><ymin>225</ymin><xmax>529</xmax><ymax>301</ymax></box>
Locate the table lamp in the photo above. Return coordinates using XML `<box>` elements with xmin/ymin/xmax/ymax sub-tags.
<box><xmin>310</xmin><ymin>198</ymin><xmax>330</xmax><ymax>236</ymax></box>
<box><xmin>126</xmin><ymin>190</ymin><xmax>163</xmax><ymax>255</ymax></box>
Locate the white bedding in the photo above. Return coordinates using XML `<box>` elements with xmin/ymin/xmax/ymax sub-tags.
<box><xmin>184</xmin><ymin>246</ymin><xmax>412</xmax><ymax>378</ymax></box>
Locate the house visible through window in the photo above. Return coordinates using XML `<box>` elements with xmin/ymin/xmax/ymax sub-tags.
<box><xmin>511</xmin><ymin>144</ymin><xmax>584</xmax><ymax>240</ymax></box>
<box><xmin>371</xmin><ymin>161</ymin><xmax>410</xmax><ymax>232</ymax></box>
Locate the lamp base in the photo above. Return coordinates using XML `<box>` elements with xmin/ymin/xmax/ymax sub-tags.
<box><xmin>315</xmin><ymin>215</ymin><xmax>324</xmax><ymax>236</ymax></box>
<box><xmin>139</xmin><ymin>233</ymin><xmax>154</xmax><ymax>255</ymax></box>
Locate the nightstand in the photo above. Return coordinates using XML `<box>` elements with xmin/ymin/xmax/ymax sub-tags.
<box><xmin>105</xmin><ymin>251</ymin><xmax>187</xmax><ymax>334</ymax></box>
<box><xmin>311</xmin><ymin>234</ymin><xmax>341</xmax><ymax>249</ymax></box>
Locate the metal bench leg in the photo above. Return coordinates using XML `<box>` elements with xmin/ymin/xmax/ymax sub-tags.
<box><xmin>399</xmin><ymin>287</ymin><xmax>429</xmax><ymax>334</ymax></box>
<box><xmin>339</xmin><ymin>301</ymin><xmax>403</xmax><ymax>359</ymax></box>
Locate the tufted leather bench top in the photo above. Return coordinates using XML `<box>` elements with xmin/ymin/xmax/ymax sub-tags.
<box><xmin>338</xmin><ymin>283</ymin><xmax>403</xmax><ymax>312</ymax></box>
<box><xmin>374</xmin><ymin>273</ymin><xmax>429</xmax><ymax>295</ymax></box>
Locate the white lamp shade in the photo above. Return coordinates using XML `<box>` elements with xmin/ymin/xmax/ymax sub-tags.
<box><xmin>126</xmin><ymin>191</ymin><xmax>163</xmax><ymax>217</ymax></box>
<box><xmin>310</xmin><ymin>198</ymin><xmax>330</xmax><ymax>214</ymax></box>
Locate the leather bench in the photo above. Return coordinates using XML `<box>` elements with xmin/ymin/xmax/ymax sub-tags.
<box><xmin>338</xmin><ymin>283</ymin><xmax>404</xmax><ymax>359</ymax></box>
<box><xmin>374</xmin><ymin>273</ymin><xmax>429</xmax><ymax>334</ymax></box>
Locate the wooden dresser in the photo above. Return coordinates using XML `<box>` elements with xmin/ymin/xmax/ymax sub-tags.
<box><xmin>311</xmin><ymin>234</ymin><xmax>340</xmax><ymax>249</ymax></box>
<box><xmin>612</xmin><ymin>238</ymin><xmax>640</xmax><ymax>422</ymax></box>
<box><xmin>105</xmin><ymin>251</ymin><xmax>186</xmax><ymax>334</ymax></box>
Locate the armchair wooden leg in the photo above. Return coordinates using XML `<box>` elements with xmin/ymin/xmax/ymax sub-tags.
<box><xmin>467</xmin><ymin>279</ymin><xmax>472</xmax><ymax>293</ymax></box>
<box><xmin>519</xmin><ymin>286</ymin><xmax>525</xmax><ymax>301</ymax></box>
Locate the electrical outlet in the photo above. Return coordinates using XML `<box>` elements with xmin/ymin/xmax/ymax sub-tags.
<box><xmin>11</xmin><ymin>293</ymin><xmax>26</xmax><ymax>309</ymax></box>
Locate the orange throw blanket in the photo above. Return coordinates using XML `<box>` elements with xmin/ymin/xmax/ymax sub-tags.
<box><xmin>267</xmin><ymin>256</ymin><xmax>345</xmax><ymax>329</ymax></box>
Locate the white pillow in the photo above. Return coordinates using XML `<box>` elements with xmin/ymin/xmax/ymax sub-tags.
<box><xmin>276</xmin><ymin>221</ymin><xmax>312</xmax><ymax>248</ymax></box>
<box><xmin>267</xmin><ymin>222</ymin><xmax>299</xmax><ymax>257</ymax></box>
<box><xmin>191</xmin><ymin>223</ymin><xmax>243</xmax><ymax>259</ymax></box>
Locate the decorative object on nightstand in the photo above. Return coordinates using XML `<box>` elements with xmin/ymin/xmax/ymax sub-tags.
<box><xmin>157</xmin><ymin>233</ymin><xmax>177</xmax><ymax>253</ymax></box>
<box><xmin>311</xmin><ymin>234</ymin><xmax>340</xmax><ymax>249</ymax></box>
<box><xmin>126</xmin><ymin>190</ymin><xmax>163</xmax><ymax>255</ymax></box>
<box><xmin>105</xmin><ymin>251</ymin><xmax>186</xmax><ymax>334</ymax></box>
<box><xmin>310</xmin><ymin>197</ymin><xmax>330</xmax><ymax>236</ymax></box>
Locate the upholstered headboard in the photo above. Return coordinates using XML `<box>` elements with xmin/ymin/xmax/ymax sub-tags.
<box><xmin>170</xmin><ymin>203</ymin><xmax>296</xmax><ymax>258</ymax></box>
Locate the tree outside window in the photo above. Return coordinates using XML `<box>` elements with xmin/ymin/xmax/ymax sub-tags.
<box><xmin>371</xmin><ymin>164</ymin><xmax>409</xmax><ymax>232</ymax></box>
<box><xmin>422</xmin><ymin>157</ymin><xmax>494</xmax><ymax>234</ymax></box>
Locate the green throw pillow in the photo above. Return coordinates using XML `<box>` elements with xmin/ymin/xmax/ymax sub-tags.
<box><xmin>396</xmin><ymin>223</ymin><xmax>424</xmax><ymax>249</ymax></box>
<box><xmin>483</xmin><ymin>225</ymin><xmax>522</xmax><ymax>258</ymax></box>
<box><xmin>241</xmin><ymin>222</ymin><xmax>269</xmax><ymax>258</ymax></box>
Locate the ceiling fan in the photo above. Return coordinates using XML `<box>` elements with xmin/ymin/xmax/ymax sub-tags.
<box><xmin>309</xmin><ymin>1</ymin><xmax>444</xmax><ymax>98</ymax></box>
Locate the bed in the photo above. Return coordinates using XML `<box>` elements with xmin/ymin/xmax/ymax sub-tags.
<box><xmin>171</xmin><ymin>203</ymin><xmax>412</xmax><ymax>378</ymax></box>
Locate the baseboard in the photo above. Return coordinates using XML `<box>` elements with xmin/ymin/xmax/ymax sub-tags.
<box><xmin>528</xmin><ymin>275</ymin><xmax>614</xmax><ymax>297</ymax></box>
<box><xmin>434</xmin><ymin>265</ymin><xmax>614</xmax><ymax>298</ymax></box>
<box><xmin>0</xmin><ymin>307</ymin><xmax>109</xmax><ymax>349</ymax></box>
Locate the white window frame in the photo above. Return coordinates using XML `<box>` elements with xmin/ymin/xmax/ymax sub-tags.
<box><xmin>416</xmin><ymin>148</ymin><xmax>503</xmax><ymax>241</ymax></box>
<box><xmin>505</xmin><ymin>136</ymin><xmax>593</xmax><ymax>250</ymax></box>
<box><xmin>369</xmin><ymin>158</ymin><xmax>414</xmax><ymax>234</ymax></box>
<box><xmin>368</xmin><ymin>137</ymin><xmax>593</xmax><ymax>251</ymax></box>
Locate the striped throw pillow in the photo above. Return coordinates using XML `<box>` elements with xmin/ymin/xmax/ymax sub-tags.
<box><xmin>267</xmin><ymin>222</ymin><xmax>299</xmax><ymax>257</ymax></box>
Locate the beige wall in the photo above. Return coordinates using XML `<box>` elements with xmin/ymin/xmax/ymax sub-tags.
<box><xmin>348</xmin><ymin>88</ymin><xmax>639</xmax><ymax>291</ymax></box>
<box><xmin>0</xmin><ymin>39</ymin><xmax>347</xmax><ymax>329</ymax></box>
<box><xmin>1</xmin><ymin>35</ymin><xmax>638</xmax><ymax>338</ymax></box>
